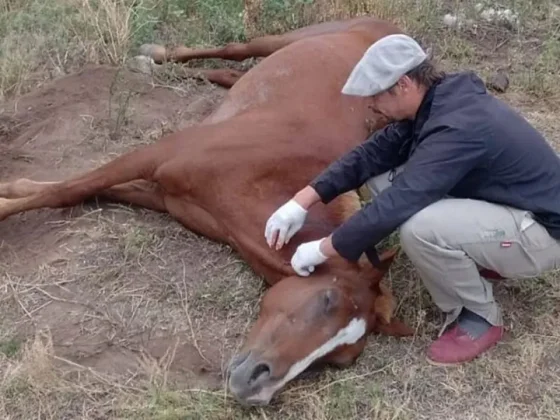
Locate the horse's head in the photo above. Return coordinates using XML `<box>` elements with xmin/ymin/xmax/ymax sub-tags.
<box><xmin>226</xmin><ymin>248</ymin><xmax>412</xmax><ymax>406</ymax></box>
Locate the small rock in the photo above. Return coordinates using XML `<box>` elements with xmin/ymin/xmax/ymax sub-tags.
<box><xmin>443</xmin><ymin>13</ymin><xmax>460</xmax><ymax>27</ymax></box>
<box><xmin>479</xmin><ymin>6</ymin><xmax>518</xmax><ymax>28</ymax></box>
<box><xmin>486</xmin><ymin>71</ymin><xmax>510</xmax><ymax>93</ymax></box>
<box><xmin>480</xmin><ymin>7</ymin><xmax>496</xmax><ymax>21</ymax></box>
<box><xmin>442</xmin><ymin>12</ymin><xmax>475</xmax><ymax>29</ymax></box>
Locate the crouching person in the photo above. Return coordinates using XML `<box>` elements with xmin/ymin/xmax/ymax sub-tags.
<box><xmin>263</xmin><ymin>34</ymin><xmax>560</xmax><ymax>365</ymax></box>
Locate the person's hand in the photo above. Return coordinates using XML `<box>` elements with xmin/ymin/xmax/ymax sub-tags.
<box><xmin>290</xmin><ymin>239</ymin><xmax>329</xmax><ymax>276</ymax></box>
<box><xmin>264</xmin><ymin>186</ymin><xmax>321</xmax><ymax>250</ymax></box>
<box><xmin>265</xmin><ymin>199</ymin><xmax>308</xmax><ymax>249</ymax></box>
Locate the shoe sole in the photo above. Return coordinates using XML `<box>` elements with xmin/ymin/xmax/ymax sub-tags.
<box><xmin>425</xmin><ymin>356</ymin><xmax>472</xmax><ymax>367</ymax></box>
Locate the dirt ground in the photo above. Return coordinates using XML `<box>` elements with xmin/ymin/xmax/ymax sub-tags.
<box><xmin>2</xmin><ymin>30</ymin><xmax>560</xmax><ymax>420</ymax></box>
<box><xmin>0</xmin><ymin>65</ymin><xmax>256</xmax><ymax>394</ymax></box>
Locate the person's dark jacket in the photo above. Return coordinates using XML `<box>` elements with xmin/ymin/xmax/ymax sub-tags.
<box><xmin>309</xmin><ymin>71</ymin><xmax>560</xmax><ymax>264</ymax></box>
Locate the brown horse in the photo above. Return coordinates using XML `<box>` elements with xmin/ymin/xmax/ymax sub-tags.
<box><xmin>0</xmin><ymin>17</ymin><xmax>414</xmax><ymax>406</ymax></box>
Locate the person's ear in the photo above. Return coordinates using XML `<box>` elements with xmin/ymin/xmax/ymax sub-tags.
<box><xmin>396</xmin><ymin>76</ymin><xmax>411</xmax><ymax>93</ymax></box>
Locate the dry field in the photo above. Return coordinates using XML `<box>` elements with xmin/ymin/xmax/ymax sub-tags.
<box><xmin>1</xmin><ymin>0</ymin><xmax>560</xmax><ymax>419</ymax></box>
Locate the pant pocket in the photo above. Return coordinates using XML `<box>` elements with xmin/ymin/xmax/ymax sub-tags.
<box><xmin>488</xmin><ymin>242</ymin><xmax>542</xmax><ymax>278</ymax></box>
<box><xmin>517</xmin><ymin>214</ymin><xmax>559</xmax><ymax>252</ymax></box>
<box><xmin>504</xmin><ymin>207</ymin><xmax>560</xmax><ymax>275</ymax></box>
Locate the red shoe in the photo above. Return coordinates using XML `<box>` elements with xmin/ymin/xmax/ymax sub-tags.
<box><xmin>479</xmin><ymin>268</ymin><xmax>506</xmax><ymax>280</ymax></box>
<box><xmin>426</xmin><ymin>324</ymin><xmax>504</xmax><ymax>366</ymax></box>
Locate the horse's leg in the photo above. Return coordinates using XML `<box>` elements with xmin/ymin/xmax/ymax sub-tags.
<box><xmin>0</xmin><ymin>178</ymin><xmax>167</xmax><ymax>212</ymax></box>
<box><xmin>129</xmin><ymin>55</ymin><xmax>246</xmax><ymax>88</ymax></box>
<box><xmin>0</xmin><ymin>141</ymin><xmax>168</xmax><ymax>221</ymax></box>
<box><xmin>175</xmin><ymin>68</ymin><xmax>247</xmax><ymax>88</ymax></box>
<box><xmin>140</xmin><ymin>17</ymin><xmax>375</xmax><ymax>64</ymax></box>
<box><xmin>0</xmin><ymin>179</ymin><xmax>56</xmax><ymax>198</ymax></box>
<box><xmin>95</xmin><ymin>180</ymin><xmax>167</xmax><ymax>212</ymax></box>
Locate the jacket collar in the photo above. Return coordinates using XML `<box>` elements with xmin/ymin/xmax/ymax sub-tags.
<box><xmin>396</xmin><ymin>77</ymin><xmax>442</xmax><ymax>156</ymax></box>
<box><xmin>412</xmin><ymin>76</ymin><xmax>441</xmax><ymax>136</ymax></box>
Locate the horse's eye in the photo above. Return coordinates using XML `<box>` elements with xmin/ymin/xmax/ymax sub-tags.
<box><xmin>322</xmin><ymin>288</ymin><xmax>339</xmax><ymax>315</ymax></box>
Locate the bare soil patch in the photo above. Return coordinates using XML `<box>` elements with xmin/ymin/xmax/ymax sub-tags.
<box><xmin>0</xmin><ymin>66</ymin><xmax>265</xmax><ymax>405</ymax></box>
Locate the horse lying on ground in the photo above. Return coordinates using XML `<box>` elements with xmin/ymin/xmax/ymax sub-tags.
<box><xmin>0</xmin><ymin>16</ymin><xmax>414</xmax><ymax>406</ymax></box>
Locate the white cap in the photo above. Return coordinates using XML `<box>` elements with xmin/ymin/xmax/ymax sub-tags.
<box><xmin>341</xmin><ymin>34</ymin><xmax>427</xmax><ymax>97</ymax></box>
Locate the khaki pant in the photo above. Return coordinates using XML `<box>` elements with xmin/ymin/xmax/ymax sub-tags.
<box><xmin>366</xmin><ymin>167</ymin><xmax>560</xmax><ymax>334</ymax></box>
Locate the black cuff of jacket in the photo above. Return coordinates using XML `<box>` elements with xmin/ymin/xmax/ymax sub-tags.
<box><xmin>331</xmin><ymin>228</ymin><xmax>363</xmax><ymax>261</ymax></box>
<box><xmin>332</xmin><ymin>232</ymin><xmax>382</xmax><ymax>267</ymax></box>
<box><xmin>309</xmin><ymin>178</ymin><xmax>339</xmax><ymax>204</ymax></box>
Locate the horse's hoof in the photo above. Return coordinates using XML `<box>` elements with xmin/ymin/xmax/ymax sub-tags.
<box><xmin>127</xmin><ymin>55</ymin><xmax>162</xmax><ymax>75</ymax></box>
<box><xmin>139</xmin><ymin>44</ymin><xmax>167</xmax><ymax>63</ymax></box>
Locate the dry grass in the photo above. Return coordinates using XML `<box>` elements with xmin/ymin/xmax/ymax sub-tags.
<box><xmin>0</xmin><ymin>204</ymin><xmax>264</xmax><ymax>419</ymax></box>
<box><xmin>2</xmin><ymin>0</ymin><xmax>560</xmax><ymax>419</ymax></box>
<box><xmin>0</xmin><ymin>0</ymin><xmax>141</xmax><ymax>99</ymax></box>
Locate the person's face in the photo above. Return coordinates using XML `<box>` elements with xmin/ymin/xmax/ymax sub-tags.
<box><xmin>368</xmin><ymin>76</ymin><xmax>421</xmax><ymax>122</ymax></box>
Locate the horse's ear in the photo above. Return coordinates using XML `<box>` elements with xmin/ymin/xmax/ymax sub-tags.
<box><xmin>372</xmin><ymin>282</ymin><xmax>415</xmax><ymax>337</ymax></box>
<box><xmin>372</xmin><ymin>282</ymin><xmax>395</xmax><ymax>324</ymax></box>
<box><xmin>376</xmin><ymin>316</ymin><xmax>415</xmax><ymax>336</ymax></box>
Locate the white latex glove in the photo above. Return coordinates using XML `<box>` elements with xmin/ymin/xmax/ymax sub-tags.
<box><xmin>265</xmin><ymin>199</ymin><xmax>308</xmax><ymax>249</ymax></box>
<box><xmin>291</xmin><ymin>239</ymin><xmax>328</xmax><ymax>276</ymax></box>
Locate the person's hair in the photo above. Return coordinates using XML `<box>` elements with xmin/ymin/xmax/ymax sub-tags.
<box><xmin>405</xmin><ymin>59</ymin><xmax>445</xmax><ymax>88</ymax></box>
<box><xmin>386</xmin><ymin>58</ymin><xmax>445</xmax><ymax>95</ymax></box>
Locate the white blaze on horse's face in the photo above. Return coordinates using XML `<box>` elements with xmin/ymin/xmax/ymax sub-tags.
<box><xmin>226</xmin><ymin>276</ymin><xmax>370</xmax><ymax>406</ymax></box>
<box><xmin>238</xmin><ymin>317</ymin><xmax>366</xmax><ymax>405</ymax></box>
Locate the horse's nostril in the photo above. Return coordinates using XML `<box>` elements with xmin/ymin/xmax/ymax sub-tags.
<box><xmin>249</xmin><ymin>362</ymin><xmax>271</xmax><ymax>384</ymax></box>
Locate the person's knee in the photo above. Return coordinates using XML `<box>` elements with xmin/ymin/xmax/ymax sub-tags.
<box><xmin>364</xmin><ymin>165</ymin><xmax>405</xmax><ymax>197</ymax></box>
<box><xmin>399</xmin><ymin>203</ymin><xmax>442</xmax><ymax>251</ymax></box>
